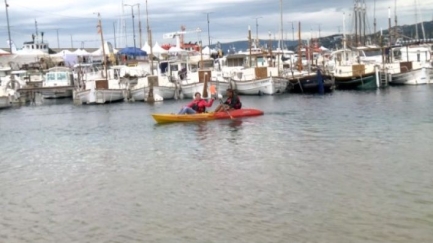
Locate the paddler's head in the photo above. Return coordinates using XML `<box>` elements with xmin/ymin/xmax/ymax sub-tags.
<box><xmin>226</xmin><ymin>88</ymin><xmax>234</xmax><ymax>98</ymax></box>
<box><xmin>194</xmin><ymin>92</ymin><xmax>201</xmax><ymax>100</ymax></box>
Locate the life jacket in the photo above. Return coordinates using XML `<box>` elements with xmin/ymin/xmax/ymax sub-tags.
<box><xmin>191</xmin><ymin>99</ymin><xmax>206</xmax><ymax>113</ymax></box>
<box><xmin>225</xmin><ymin>96</ymin><xmax>242</xmax><ymax>109</ymax></box>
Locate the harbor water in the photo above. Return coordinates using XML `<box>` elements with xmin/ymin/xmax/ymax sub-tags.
<box><xmin>1</xmin><ymin>86</ymin><xmax>433</xmax><ymax>242</ymax></box>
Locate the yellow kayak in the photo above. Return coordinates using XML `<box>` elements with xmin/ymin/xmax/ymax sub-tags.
<box><xmin>152</xmin><ymin>113</ymin><xmax>216</xmax><ymax>124</ymax></box>
<box><xmin>152</xmin><ymin>109</ymin><xmax>264</xmax><ymax>124</ymax></box>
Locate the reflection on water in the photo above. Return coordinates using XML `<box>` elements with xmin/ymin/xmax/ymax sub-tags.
<box><xmin>0</xmin><ymin>86</ymin><xmax>433</xmax><ymax>242</ymax></box>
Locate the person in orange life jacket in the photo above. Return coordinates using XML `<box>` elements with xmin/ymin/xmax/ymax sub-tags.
<box><xmin>214</xmin><ymin>88</ymin><xmax>242</xmax><ymax>112</ymax></box>
<box><xmin>178</xmin><ymin>92</ymin><xmax>215</xmax><ymax>114</ymax></box>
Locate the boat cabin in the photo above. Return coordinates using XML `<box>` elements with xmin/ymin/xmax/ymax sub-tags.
<box><xmin>392</xmin><ymin>46</ymin><xmax>431</xmax><ymax>62</ymax></box>
<box><xmin>20</xmin><ymin>41</ymin><xmax>49</xmax><ymax>54</ymax></box>
<box><xmin>358</xmin><ymin>47</ymin><xmax>383</xmax><ymax>64</ymax></box>
<box><xmin>11</xmin><ymin>70</ymin><xmax>44</xmax><ymax>83</ymax></box>
<box><xmin>44</xmin><ymin>67</ymin><xmax>73</xmax><ymax>87</ymax></box>
<box><xmin>223</xmin><ymin>54</ymin><xmax>247</xmax><ymax>68</ymax></box>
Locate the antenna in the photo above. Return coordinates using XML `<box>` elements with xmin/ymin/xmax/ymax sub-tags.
<box><xmin>35</xmin><ymin>19</ymin><xmax>39</xmax><ymax>42</ymax></box>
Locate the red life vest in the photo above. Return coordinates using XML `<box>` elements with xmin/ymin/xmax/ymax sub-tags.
<box><xmin>191</xmin><ymin>99</ymin><xmax>207</xmax><ymax>113</ymax></box>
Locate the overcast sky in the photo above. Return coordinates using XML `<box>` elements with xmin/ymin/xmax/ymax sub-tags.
<box><xmin>1</xmin><ymin>0</ymin><xmax>432</xmax><ymax>49</ymax></box>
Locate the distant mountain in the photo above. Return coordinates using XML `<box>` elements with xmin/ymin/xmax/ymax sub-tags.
<box><xmin>212</xmin><ymin>20</ymin><xmax>433</xmax><ymax>52</ymax></box>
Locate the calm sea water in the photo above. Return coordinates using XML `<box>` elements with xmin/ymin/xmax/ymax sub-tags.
<box><xmin>1</xmin><ymin>86</ymin><xmax>433</xmax><ymax>243</ymax></box>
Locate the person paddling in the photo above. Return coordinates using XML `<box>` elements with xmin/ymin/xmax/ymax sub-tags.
<box><xmin>178</xmin><ymin>92</ymin><xmax>215</xmax><ymax>114</ymax></box>
<box><xmin>214</xmin><ymin>88</ymin><xmax>242</xmax><ymax>112</ymax></box>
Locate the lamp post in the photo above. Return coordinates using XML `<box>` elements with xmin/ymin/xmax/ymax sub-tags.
<box><xmin>124</xmin><ymin>3</ymin><xmax>138</xmax><ymax>53</ymax></box>
<box><xmin>56</xmin><ymin>29</ymin><xmax>60</xmax><ymax>49</ymax></box>
<box><xmin>205</xmin><ymin>12</ymin><xmax>213</xmax><ymax>48</ymax></box>
<box><xmin>4</xmin><ymin>0</ymin><xmax>12</xmax><ymax>53</ymax></box>
<box><xmin>253</xmin><ymin>16</ymin><xmax>262</xmax><ymax>47</ymax></box>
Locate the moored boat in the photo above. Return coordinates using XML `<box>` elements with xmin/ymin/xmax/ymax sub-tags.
<box><xmin>152</xmin><ymin>108</ymin><xmax>264</xmax><ymax>124</ymax></box>
<box><xmin>287</xmin><ymin>71</ymin><xmax>335</xmax><ymax>93</ymax></box>
<box><xmin>41</xmin><ymin>67</ymin><xmax>75</xmax><ymax>98</ymax></box>
<box><xmin>335</xmin><ymin>73</ymin><xmax>377</xmax><ymax>90</ymax></box>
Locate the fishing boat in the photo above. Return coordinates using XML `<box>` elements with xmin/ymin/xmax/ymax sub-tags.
<box><xmin>41</xmin><ymin>67</ymin><xmax>74</xmax><ymax>98</ymax></box>
<box><xmin>152</xmin><ymin>108</ymin><xmax>264</xmax><ymax>124</ymax></box>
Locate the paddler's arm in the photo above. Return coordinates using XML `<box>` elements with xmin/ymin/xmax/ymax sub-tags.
<box><xmin>204</xmin><ymin>98</ymin><xmax>215</xmax><ymax>107</ymax></box>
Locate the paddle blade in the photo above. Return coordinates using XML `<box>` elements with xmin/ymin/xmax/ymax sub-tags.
<box><xmin>209</xmin><ymin>85</ymin><xmax>216</xmax><ymax>95</ymax></box>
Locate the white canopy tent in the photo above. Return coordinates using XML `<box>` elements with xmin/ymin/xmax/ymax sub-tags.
<box><xmin>141</xmin><ymin>42</ymin><xmax>151</xmax><ymax>54</ymax></box>
<box><xmin>92</xmin><ymin>48</ymin><xmax>118</xmax><ymax>56</ymax></box>
<box><xmin>73</xmin><ymin>49</ymin><xmax>91</xmax><ymax>56</ymax></box>
<box><xmin>152</xmin><ymin>42</ymin><xmax>168</xmax><ymax>55</ymax></box>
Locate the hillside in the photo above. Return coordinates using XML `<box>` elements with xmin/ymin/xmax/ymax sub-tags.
<box><xmin>215</xmin><ymin>20</ymin><xmax>433</xmax><ymax>52</ymax></box>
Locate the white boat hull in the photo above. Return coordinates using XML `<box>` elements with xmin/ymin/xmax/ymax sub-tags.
<box><xmin>75</xmin><ymin>89</ymin><xmax>126</xmax><ymax>104</ymax></box>
<box><xmin>131</xmin><ymin>86</ymin><xmax>177</xmax><ymax>101</ymax></box>
<box><xmin>148</xmin><ymin>86</ymin><xmax>176</xmax><ymax>100</ymax></box>
<box><xmin>41</xmin><ymin>89</ymin><xmax>73</xmax><ymax>99</ymax></box>
<box><xmin>130</xmin><ymin>87</ymin><xmax>146</xmax><ymax>101</ymax></box>
<box><xmin>234</xmin><ymin>77</ymin><xmax>288</xmax><ymax>95</ymax></box>
<box><xmin>391</xmin><ymin>68</ymin><xmax>429</xmax><ymax>85</ymax></box>
<box><xmin>181</xmin><ymin>81</ymin><xmax>229</xmax><ymax>99</ymax></box>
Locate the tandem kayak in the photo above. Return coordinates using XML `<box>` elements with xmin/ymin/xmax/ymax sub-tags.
<box><xmin>152</xmin><ymin>108</ymin><xmax>264</xmax><ymax>124</ymax></box>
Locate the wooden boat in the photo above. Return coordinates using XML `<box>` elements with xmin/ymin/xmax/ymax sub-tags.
<box><xmin>335</xmin><ymin>73</ymin><xmax>377</xmax><ymax>90</ymax></box>
<box><xmin>152</xmin><ymin>108</ymin><xmax>264</xmax><ymax>124</ymax></box>
<box><xmin>288</xmin><ymin>73</ymin><xmax>335</xmax><ymax>93</ymax></box>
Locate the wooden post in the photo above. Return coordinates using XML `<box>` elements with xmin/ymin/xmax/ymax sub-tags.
<box><xmin>203</xmin><ymin>72</ymin><xmax>208</xmax><ymax>98</ymax></box>
<box><xmin>297</xmin><ymin>21</ymin><xmax>302</xmax><ymax>71</ymax></box>
<box><xmin>147</xmin><ymin>76</ymin><xmax>155</xmax><ymax>103</ymax></box>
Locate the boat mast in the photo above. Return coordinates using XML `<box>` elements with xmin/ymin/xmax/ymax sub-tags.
<box><xmin>279</xmin><ymin>0</ymin><xmax>283</xmax><ymax>50</ymax></box>
<box><xmin>122</xmin><ymin>0</ymin><xmax>127</xmax><ymax>47</ymax></box>
<box><xmin>145</xmin><ymin>0</ymin><xmax>154</xmax><ymax>75</ymax></box>
<box><xmin>248</xmin><ymin>25</ymin><xmax>252</xmax><ymax>67</ymax></box>
<box><xmin>343</xmin><ymin>12</ymin><xmax>347</xmax><ymax>64</ymax></box>
<box><xmin>96</xmin><ymin>13</ymin><xmax>108</xmax><ymax>79</ymax></box>
<box><xmin>354</xmin><ymin>1</ymin><xmax>358</xmax><ymax>47</ymax></box>
<box><xmin>394</xmin><ymin>0</ymin><xmax>398</xmax><ymax>40</ymax></box>
<box><xmin>414</xmin><ymin>0</ymin><xmax>419</xmax><ymax>39</ymax></box>
<box><xmin>373</xmin><ymin>0</ymin><xmax>376</xmax><ymax>34</ymax></box>
<box><xmin>388</xmin><ymin>7</ymin><xmax>392</xmax><ymax>45</ymax></box>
